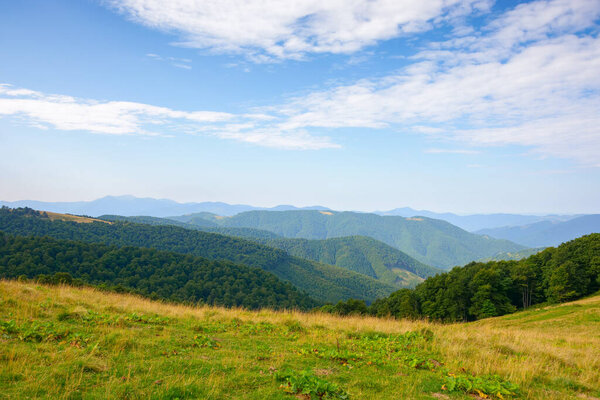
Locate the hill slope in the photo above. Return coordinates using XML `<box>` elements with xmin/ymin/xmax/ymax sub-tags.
<box><xmin>255</xmin><ymin>236</ymin><xmax>443</xmax><ymax>287</ymax></box>
<box><xmin>204</xmin><ymin>210</ymin><xmax>525</xmax><ymax>268</ymax></box>
<box><xmin>0</xmin><ymin>232</ymin><xmax>317</xmax><ymax>309</ymax></box>
<box><xmin>0</xmin><ymin>208</ymin><xmax>395</xmax><ymax>303</ymax></box>
<box><xmin>371</xmin><ymin>233</ymin><xmax>600</xmax><ymax>322</ymax></box>
<box><xmin>101</xmin><ymin>215</ymin><xmax>440</xmax><ymax>285</ymax></box>
<box><xmin>1</xmin><ymin>280</ymin><xmax>598</xmax><ymax>399</ymax></box>
<box><xmin>477</xmin><ymin>214</ymin><xmax>600</xmax><ymax>247</ymax></box>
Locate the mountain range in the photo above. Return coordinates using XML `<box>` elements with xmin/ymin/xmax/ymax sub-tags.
<box><xmin>0</xmin><ymin>208</ymin><xmax>397</xmax><ymax>303</ymax></box>
<box><xmin>0</xmin><ymin>196</ymin><xmax>330</xmax><ymax>218</ymax></box>
<box><xmin>375</xmin><ymin>207</ymin><xmax>578</xmax><ymax>231</ymax></box>
<box><xmin>476</xmin><ymin>214</ymin><xmax>600</xmax><ymax>248</ymax></box>
<box><xmin>179</xmin><ymin>210</ymin><xmax>526</xmax><ymax>268</ymax></box>
<box><xmin>1</xmin><ymin>196</ymin><xmax>580</xmax><ymax>231</ymax></box>
<box><xmin>100</xmin><ymin>214</ymin><xmax>443</xmax><ymax>285</ymax></box>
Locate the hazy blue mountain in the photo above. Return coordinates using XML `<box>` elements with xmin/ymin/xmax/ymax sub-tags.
<box><xmin>476</xmin><ymin>215</ymin><xmax>600</xmax><ymax>247</ymax></box>
<box><xmin>0</xmin><ymin>196</ymin><xmax>330</xmax><ymax>217</ymax></box>
<box><xmin>376</xmin><ymin>207</ymin><xmax>578</xmax><ymax>231</ymax></box>
<box><xmin>195</xmin><ymin>210</ymin><xmax>525</xmax><ymax>268</ymax></box>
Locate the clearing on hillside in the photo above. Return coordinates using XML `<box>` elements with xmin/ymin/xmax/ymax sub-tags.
<box><xmin>43</xmin><ymin>211</ymin><xmax>111</xmax><ymax>224</ymax></box>
<box><xmin>0</xmin><ymin>280</ymin><xmax>598</xmax><ymax>399</ymax></box>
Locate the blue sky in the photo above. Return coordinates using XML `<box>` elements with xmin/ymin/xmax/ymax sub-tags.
<box><xmin>1</xmin><ymin>0</ymin><xmax>599</xmax><ymax>214</ymax></box>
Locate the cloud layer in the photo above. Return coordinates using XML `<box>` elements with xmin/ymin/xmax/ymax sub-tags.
<box><xmin>262</xmin><ymin>0</ymin><xmax>600</xmax><ymax>165</ymax></box>
<box><xmin>0</xmin><ymin>84</ymin><xmax>338</xmax><ymax>149</ymax></box>
<box><xmin>107</xmin><ymin>0</ymin><xmax>490</xmax><ymax>60</ymax></box>
<box><xmin>2</xmin><ymin>0</ymin><xmax>600</xmax><ymax>164</ymax></box>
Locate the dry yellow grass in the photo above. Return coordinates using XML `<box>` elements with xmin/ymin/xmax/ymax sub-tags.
<box><xmin>43</xmin><ymin>211</ymin><xmax>111</xmax><ymax>224</ymax></box>
<box><xmin>1</xmin><ymin>280</ymin><xmax>599</xmax><ymax>399</ymax></box>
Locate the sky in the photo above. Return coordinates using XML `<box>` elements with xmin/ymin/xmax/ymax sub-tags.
<box><xmin>1</xmin><ymin>0</ymin><xmax>599</xmax><ymax>214</ymax></box>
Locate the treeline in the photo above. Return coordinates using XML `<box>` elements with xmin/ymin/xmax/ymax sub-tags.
<box><xmin>321</xmin><ymin>234</ymin><xmax>600</xmax><ymax>321</ymax></box>
<box><xmin>0</xmin><ymin>207</ymin><xmax>396</xmax><ymax>303</ymax></box>
<box><xmin>0</xmin><ymin>231</ymin><xmax>318</xmax><ymax>310</ymax></box>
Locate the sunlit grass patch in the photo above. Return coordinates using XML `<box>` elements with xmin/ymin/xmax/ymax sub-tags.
<box><xmin>1</xmin><ymin>280</ymin><xmax>599</xmax><ymax>399</ymax></box>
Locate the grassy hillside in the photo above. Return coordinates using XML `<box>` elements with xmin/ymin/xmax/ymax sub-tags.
<box><xmin>204</xmin><ymin>210</ymin><xmax>525</xmax><ymax>268</ymax></box>
<box><xmin>477</xmin><ymin>215</ymin><xmax>600</xmax><ymax>248</ymax></box>
<box><xmin>255</xmin><ymin>236</ymin><xmax>443</xmax><ymax>287</ymax></box>
<box><xmin>1</xmin><ymin>280</ymin><xmax>598</xmax><ymax>399</ymax></box>
<box><xmin>0</xmin><ymin>208</ymin><xmax>395</xmax><ymax>303</ymax></box>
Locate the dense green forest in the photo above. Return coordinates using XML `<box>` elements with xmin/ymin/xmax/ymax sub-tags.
<box><xmin>254</xmin><ymin>236</ymin><xmax>442</xmax><ymax>286</ymax></box>
<box><xmin>101</xmin><ymin>215</ymin><xmax>440</xmax><ymax>284</ymax></box>
<box><xmin>0</xmin><ymin>232</ymin><xmax>317</xmax><ymax>310</ymax></box>
<box><xmin>185</xmin><ymin>210</ymin><xmax>526</xmax><ymax>268</ymax></box>
<box><xmin>102</xmin><ymin>214</ymin><xmax>282</xmax><ymax>240</ymax></box>
<box><xmin>324</xmin><ymin>234</ymin><xmax>600</xmax><ymax>322</ymax></box>
<box><xmin>0</xmin><ymin>208</ymin><xmax>395</xmax><ymax>303</ymax></box>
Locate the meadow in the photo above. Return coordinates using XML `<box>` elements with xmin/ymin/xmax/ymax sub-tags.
<box><xmin>1</xmin><ymin>280</ymin><xmax>599</xmax><ymax>399</ymax></box>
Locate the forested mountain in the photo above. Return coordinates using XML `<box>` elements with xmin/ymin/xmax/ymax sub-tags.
<box><xmin>366</xmin><ymin>234</ymin><xmax>600</xmax><ymax>322</ymax></box>
<box><xmin>101</xmin><ymin>215</ymin><xmax>281</xmax><ymax>240</ymax></box>
<box><xmin>193</xmin><ymin>210</ymin><xmax>525</xmax><ymax>268</ymax></box>
<box><xmin>101</xmin><ymin>214</ymin><xmax>440</xmax><ymax>284</ymax></box>
<box><xmin>253</xmin><ymin>236</ymin><xmax>442</xmax><ymax>287</ymax></box>
<box><xmin>376</xmin><ymin>208</ymin><xmax>577</xmax><ymax>231</ymax></box>
<box><xmin>476</xmin><ymin>215</ymin><xmax>600</xmax><ymax>247</ymax></box>
<box><xmin>0</xmin><ymin>232</ymin><xmax>317</xmax><ymax>309</ymax></box>
<box><xmin>0</xmin><ymin>208</ymin><xmax>395</xmax><ymax>303</ymax></box>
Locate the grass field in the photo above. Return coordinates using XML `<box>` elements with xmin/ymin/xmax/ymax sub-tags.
<box><xmin>1</xmin><ymin>280</ymin><xmax>599</xmax><ymax>399</ymax></box>
<box><xmin>44</xmin><ymin>212</ymin><xmax>111</xmax><ymax>224</ymax></box>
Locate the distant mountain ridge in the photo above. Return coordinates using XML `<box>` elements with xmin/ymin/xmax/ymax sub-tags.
<box><xmin>1</xmin><ymin>196</ymin><xmax>584</xmax><ymax>231</ymax></box>
<box><xmin>376</xmin><ymin>207</ymin><xmax>579</xmax><ymax>231</ymax></box>
<box><xmin>0</xmin><ymin>196</ymin><xmax>330</xmax><ymax>218</ymax></box>
<box><xmin>476</xmin><ymin>215</ymin><xmax>600</xmax><ymax>248</ymax></box>
<box><xmin>185</xmin><ymin>210</ymin><xmax>526</xmax><ymax>269</ymax></box>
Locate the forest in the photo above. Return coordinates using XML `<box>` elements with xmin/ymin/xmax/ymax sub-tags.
<box><xmin>324</xmin><ymin>234</ymin><xmax>600</xmax><ymax>321</ymax></box>
<box><xmin>0</xmin><ymin>231</ymin><xmax>317</xmax><ymax>310</ymax></box>
<box><xmin>0</xmin><ymin>207</ymin><xmax>395</xmax><ymax>303</ymax></box>
<box><xmin>2</xmin><ymin>207</ymin><xmax>599</xmax><ymax>321</ymax></box>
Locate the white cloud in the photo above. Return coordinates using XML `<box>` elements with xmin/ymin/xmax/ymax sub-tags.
<box><xmin>145</xmin><ymin>53</ymin><xmax>192</xmax><ymax>69</ymax></box>
<box><xmin>257</xmin><ymin>0</ymin><xmax>600</xmax><ymax>165</ymax></box>
<box><xmin>0</xmin><ymin>84</ymin><xmax>338</xmax><ymax>150</ymax></box>
<box><xmin>4</xmin><ymin>0</ymin><xmax>600</xmax><ymax>162</ymax></box>
<box><xmin>425</xmin><ymin>148</ymin><xmax>480</xmax><ymax>154</ymax></box>
<box><xmin>106</xmin><ymin>0</ymin><xmax>491</xmax><ymax>60</ymax></box>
